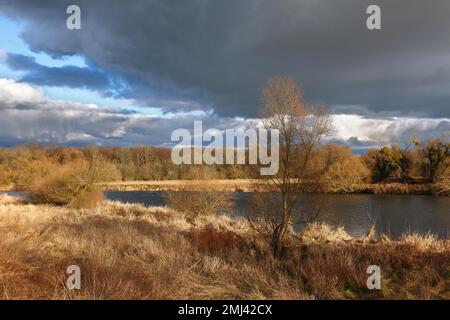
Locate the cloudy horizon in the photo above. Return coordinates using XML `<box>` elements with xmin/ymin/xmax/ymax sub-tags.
<box><xmin>0</xmin><ymin>0</ymin><xmax>449</xmax><ymax>150</ymax></box>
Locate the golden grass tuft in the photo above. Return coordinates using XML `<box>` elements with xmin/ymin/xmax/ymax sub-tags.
<box><xmin>0</xmin><ymin>194</ymin><xmax>24</xmax><ymax>205</ymax></box>
<box><xmin>299</xmin><ymin>222</ymin><xmax>353</xmax><ymax>244</ymax></box>
<box><xmin>400</xmin><ymin>233</ymin><xmax>448</xmax><ymax>253</ymax></box>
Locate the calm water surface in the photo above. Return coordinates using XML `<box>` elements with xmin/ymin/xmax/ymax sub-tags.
<box><xmin>106</xmin><ymin>191</ymin><xmax>450</xmax><ymax>239</ymax></box>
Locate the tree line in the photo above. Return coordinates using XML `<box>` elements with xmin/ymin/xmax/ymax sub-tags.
<box><xmin>0</xmin><ymin>137</ymin><xmax>448</xmax><ymax>191</ymax></box>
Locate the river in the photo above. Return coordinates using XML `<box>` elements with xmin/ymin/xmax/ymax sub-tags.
<box><xmin>106</xmin><ymin>191</ymin><xmax>450</xmax><ymax>239</ymax></box>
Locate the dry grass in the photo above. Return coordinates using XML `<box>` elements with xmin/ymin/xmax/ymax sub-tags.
<box><xmin>356</xmin><ymin>183</ymin><xmax>433</xmax><ymax>195</ymax></box>
<box><xmin>299</xmin><ymin>223</ymin><xmax>353</xmax><ymax>244</ymax></box>
<box><xmin>0</xmin><ymin>194</ymin><xmax>23</xmax><ymax>205</ymax></box>
<box><xmin>400</xmin><ymin>233</ymin><xmax>446</xmax><ymax>252</ymax></box>
<box><xmin>98</xmin><ymin>179</ymin><xmax>263</xmax><ymax>192</ymax></box>
<box><xmin>0</xmin><ymin>184</ymin><xmax>14</xmax><ymax>192</ymax></box>
<box><xmin>98</xmin><ymin>180</ymin><xmax>443</xmax><ymax>196</ymax></box>
<box><xmin>0</xmin><ymin>195</ymin><xmax>448</xmax><ymax>300</ymax></box>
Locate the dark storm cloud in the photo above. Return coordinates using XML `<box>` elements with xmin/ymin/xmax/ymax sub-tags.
<box><xmin>6</xmin><ymin>53</ymin><xmax>110</xmax><ymax>90</ymax></box>
<box><xmin>1</xmin><ymin>0</ymin><xmax>450</xmax><ymax>117</ymax></box>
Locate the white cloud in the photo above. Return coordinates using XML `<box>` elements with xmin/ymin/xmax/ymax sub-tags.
<box><xmin>0</xmin><ymin>79</ymin><xmax>247</xmax><ymax>146</ymax></box>
<box><xmin>332</xmin><ymin>114</ymin><xmax>450</xmax><ymax>146</ymax></box>
<box><xmin>0</xmin><ymin>78</ymin><xmax>45</xmax><ymax>106</ymax></box>
<box><xmin>0</xmin><ymin>79</ymin><xmax>448</xmax><ymax>148</ymax></box>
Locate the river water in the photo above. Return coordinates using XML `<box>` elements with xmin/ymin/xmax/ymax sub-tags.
<box><xmin>106</xmin><ymin>191</ymin><xmax>450</xmax><ymax>239</ymax></box>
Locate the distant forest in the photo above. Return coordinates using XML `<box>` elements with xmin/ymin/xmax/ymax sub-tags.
<box><xmin>0</xmin><ymin>138</ymin><xmax>448</xmax><ymax>192</ymax></box>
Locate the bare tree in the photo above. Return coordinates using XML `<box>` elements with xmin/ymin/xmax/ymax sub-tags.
<box><xmin>247</xmin><ymin>77</ymin><xmax>334</xmax><ymax>257</ymax></box>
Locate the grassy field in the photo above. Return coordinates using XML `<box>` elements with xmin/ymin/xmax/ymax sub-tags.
<box><xmin>97</xmin><ymin>179</ymin><xmax>435</xmax><ymax>195</ymax></box>
<box><xmin>0</xmin><ymin>194</ymin><xmax>448</xmax><ymax>300</ymax></box>
<box><xmin>2</xmin><ymin>178</ymin><xmax>437</xmax><ymax>195</ymax></box>
<box><xmin>97</xmin><ymin>179</ymin><xmax>263</xmax><ymax>192</ymax></box>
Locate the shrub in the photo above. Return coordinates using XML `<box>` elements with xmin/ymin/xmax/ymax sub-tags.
<box><xmin>364</xmin><ymin>147</ymin><xmax>400</xmax><ymax>182</ymax></box>
<box><xmin>27</xmin><ymin>156</ymin><xmax>119</xmax><ymax>207</ymax></box>
<box><xmin>67</xmin><ymin>188</ymin><xmax>105</xmax><ymax>209</ymax></box>
<box><xmin>11</xmin><ymin>158</ymin><xmax>55</xmax><ymax>191</ymax></box>
<box><xmin>432</xmin><ymin>163</ymin><xmax>450</xmax><ymax>195</ymax></box>
<box><xmin>164</xmin><ymin>191</ymin><xmax>234</xmax><ymax>220</ymax></box>
<box><xmin>0</xmin><ymin>164</ymin><xmax>13</xmax><ymax>188</ymax></box>
<box><xmin>415</xmin><ymin>139</ymin><xmax>449</xmax><ymax>182</ymax></box>
<box><xmin>323</xmin><ymin>156</ymin><xmax>369</xmax><ymax>193</ymax></box>
<box><xmin>165</xmin><ymin>165</ymin><xmax>234</xmax><ymax>220</ymax></box>
<box><xmin>192</xmin><ymin>224</ymin><xmax>245</xmax><ymax>255</ymax></box>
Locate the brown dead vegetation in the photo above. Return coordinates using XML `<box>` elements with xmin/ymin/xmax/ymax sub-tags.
<box><xmin>0</xmin><ymin>194</ymin><xmax>448</xmax><ymax>300</ymax></box>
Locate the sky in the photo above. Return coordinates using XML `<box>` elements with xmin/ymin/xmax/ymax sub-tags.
<box><xmin>0</xmin><ymin>0</ymin><xmax>449</xmax><ymax>149</ymax></box>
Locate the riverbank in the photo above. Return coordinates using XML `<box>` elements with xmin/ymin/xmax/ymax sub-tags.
<box><xmin>0</xmin><ymin>184</ymin><xmax>13</xmax><ymax>192</ymax></box>
<box><xmin>2</xmin><ymin>180</ymin><xmax>440</xmax><ymax>195</ymax></box>
<box><xmin>0</xmin><ymin>194</ymin><xmax>448</xmax><ymax>299</ymax></box>
<box><xmin>97</xmin><ymin>179</ymin><xmax>438</xmax><ymax>195</ymax></box>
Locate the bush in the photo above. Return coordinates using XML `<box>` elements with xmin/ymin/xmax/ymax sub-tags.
<box><xmin>323</xmin><ymin>156</ymin><xmax>370</xmax><ymax>193</ymax></box>
<box><xmin>165</xmin><ymin>165</ymin><xmax>234</xmax><ymax>220</ymax></box>
<box><xmin>433</xmin><ymin>164</ymin><xmax>450</xmax><ymax>196</ymax></box>
<box><xmin>67</xmin><ymin>188</ymin><xmax>105</xmax><ymax>209</ymax></box>
<box><xmin>363</xmin><ymin>147</ymin><xmax>400</xmax><ymax>182</ymax></box>
<box><xmin>26</xmin><ymin>156</ymin><xmax>119</xmax><ymax>207</ymax></box>
<box><xmin>0</xmin><ymin>164</ymin><xmax>12</xmax><ymax>187</ymax></box>
<box><xmin>415</xmin><ymin>139</ymin><xmax>449</xmax><ymax>182</ymax></box>
<box><xmin>192</xmin><ymin>225</ymin><xmax>245</xmax><ymax>255</ymax></box>
<box><xmin>165</xmin><ymin>191</ymin><xmax>234</xmax><ymax>220</ymax></box>
<box><xmin>11</xmin><ymin>158</ymin><xmax>55</xmax><ymax>191</ymax></box>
